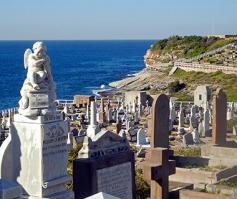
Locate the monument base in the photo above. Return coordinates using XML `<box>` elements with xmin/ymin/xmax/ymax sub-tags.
<box><xmin>0</xmin><ymin>179</ymin><xmax>22</xmax><ymax>199</ymax></box>
<box><xmin>11</xmin><ymin>114</ymin><xmax>73</xmax><ymax>199</ymax></box>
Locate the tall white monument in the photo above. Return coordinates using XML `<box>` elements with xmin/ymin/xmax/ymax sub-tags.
<box><xmin>10</xmin><ymin>42</ymin><xmax>74</xmax><ymax>199</ymax></box>
<box><xmin>87</xmin><ymin>101</ymin><xmax>100</xmax><ymax>139</ymax></box>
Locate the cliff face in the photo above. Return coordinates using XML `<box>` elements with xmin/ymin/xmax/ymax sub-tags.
<box><xmin>144</xmin><ymin>49</ymin><xmax>175</xmax><ymax>69</ymax></box>
<box><xmin>110</xmin><ymin>35</ymin><xmax>237</xmax><ymax>101</ymax></box>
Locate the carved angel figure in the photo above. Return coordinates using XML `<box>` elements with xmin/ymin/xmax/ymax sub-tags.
<box><xmin>24</xmin><ymin>42</ymin><xmax>49</xmax><ymax>90</ymax></box>
<box><xmin>18</xmin><ymin>42</ymin><xmax>56</xmax><ymax>117</ymax></box>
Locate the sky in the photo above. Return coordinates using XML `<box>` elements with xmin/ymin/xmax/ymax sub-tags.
<box><xmin>0</xmin><ymin>0</ymin><xmax>236</xmax><ymax>40</ymax></box>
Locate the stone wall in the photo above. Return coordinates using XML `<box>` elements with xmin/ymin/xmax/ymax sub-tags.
<box><xmin>175</xmin><ymin>61</ymin><xmax>237</xmax><ymax>74</ymax></box>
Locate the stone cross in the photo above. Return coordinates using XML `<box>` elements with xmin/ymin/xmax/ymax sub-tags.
<box><xmin>212</xmin><ymin>88</ymin><xmax>227</xmax><ymax>146</ymax></box>
<box><xmin>143</xmin><ymin>148</ymin><xmax>176</xmax><ymax>199</ymax></box>
<box><xmin>143</xmin><ymin>94</ymin><xmax>176</xmax><ymax>199</ymax></box>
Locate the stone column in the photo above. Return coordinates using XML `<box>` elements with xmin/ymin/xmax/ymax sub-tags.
<box><xmin>87</xmin><ymin>101</ymin><xmax>100</xmax><ymax>138</ymax></box>
<box><xmin>212</xmin><ymin>88</ymin><xmax>227</xmax><ymax>146</ymax></box>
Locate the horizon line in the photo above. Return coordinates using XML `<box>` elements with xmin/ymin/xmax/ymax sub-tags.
<box><xmin>0</xmin><ymin>38</ymin><xmax>158</xmax><ymax>41</ymax></box>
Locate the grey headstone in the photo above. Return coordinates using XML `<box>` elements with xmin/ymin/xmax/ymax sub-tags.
<box><xmin>183</xmin><ymin>133</ymin><xmax>194</xmax><ymax>146</ymax></box>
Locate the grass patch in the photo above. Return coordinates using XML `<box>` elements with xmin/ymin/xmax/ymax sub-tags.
<box><xmin>173</xmin><ymin>69</ymin><xmax>237</xmax><ymax>101</ymax></box>
<box><xmin>173</xmin><ymin>147</ymin><xmax>201</xmax><ymax>157</ymax></box>
<box><xmin>219</xmin><ymin>181</ymin><xmax>237</xmax><ymax>188</ymax></box>
<box><xmin>171</xmin><ymin>92</ymin><xmax>193</xmax><ymax>101</ymax></box>
<box><xmin>199</xmin><ymin>165</ymin><xmax>227</xmax><ymax>172</ymax></box>
<box><xmin>227</xmin><ymin>119</ymin><xmax>237</xmax><ymax>130</ymax></box>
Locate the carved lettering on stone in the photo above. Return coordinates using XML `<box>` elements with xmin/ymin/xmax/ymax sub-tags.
<box><xmin>97</xmin><ymin>162</ymin><xmax>133</xmax><ymax>199</ymax></box>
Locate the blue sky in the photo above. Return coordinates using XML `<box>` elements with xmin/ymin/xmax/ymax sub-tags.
<box><xmin>0</xmin><ymin>0</ymin><xmax>236</xmax><ymax>40</ymax></box>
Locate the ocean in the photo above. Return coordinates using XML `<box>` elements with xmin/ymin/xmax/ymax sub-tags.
<box><xmin>0</xmin><ymin>40</ymin><xmax>154</xmax><ymax>110</ymax></box>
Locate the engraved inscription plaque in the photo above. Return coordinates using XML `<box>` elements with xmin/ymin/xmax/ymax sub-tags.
<box><xmin>29</xmin><ymin>92</ymin><xmax>49</xmax><ymax>109</ymax></box>
<box><xmin>42</xmin><ymin>123</ymin><xmax>68</xmax><ymax>181</ymax></box>
<box><xmin>97</xmin><ymin>162</ymin><xmax>132</xmax><ymax>199</ymax></box>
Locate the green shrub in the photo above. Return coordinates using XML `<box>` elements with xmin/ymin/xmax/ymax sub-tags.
<box><xmin>150</xmin><ymin>36</ymin><xmax>236</xmax><ymax>61</ymax></box>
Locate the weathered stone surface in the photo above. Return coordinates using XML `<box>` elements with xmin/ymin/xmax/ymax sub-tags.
<box><xmin>194</xmin><ymin>85</ymin><xmax>211</xmax><ymax>110</ymax></box>
<box><xmin>11</xmin><ymin>114</ymin><xmax>73</xmax><ymax>198</ymax></box>
<box><xmin>74</xmin><ymin>130</ymin><xmax>135</xmax><ymax>199</ymax></box>
<box><xmin>183</xmin><ymin>133</ymin><xmax>194</xmax><ymax>146</ymax></box>
<box><xmin>143</xmin><ymin>94</ymin><xmax>176</xmax><ymax>199</ymax></box>
<box><xmin>212</xmin><ymin>88</ymin><xmax>227</xmax><ymax>146</ymax></box>
<box><xmin>150</xmin><ymin>94</ymin><xmax>169</xmax><ymax>148</ymax></box>
<box><xmin>0</xmin><ymin>133</ymin><xmax>13</xmax><ymax>180</ymax></box>
<box><xmin>136</xmin><ymin>128</ymin><xmax>147</xmax><ymax>146</ymax></box>
<box><xmin>97</xmin><ymin>162</ymin><xmax>132</xmax><ymax>199</ymax></box>
<box><xmin>180</xmin><ymin>189</ymin><xmax>232</xmax><ymax>199</ymax></box>
<box><xmin>87</xmin><ymin>101</ymin><xmax>100</xmax><ymax>139</ymax></box>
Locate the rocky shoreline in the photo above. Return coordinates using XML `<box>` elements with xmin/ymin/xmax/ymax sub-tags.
<box><xmin>109</xmin><ymin>65</ymin><xmax>173</xmax><ymax>93</ymax></box>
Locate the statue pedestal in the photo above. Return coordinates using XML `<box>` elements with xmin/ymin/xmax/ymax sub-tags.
<box><xmin>0</xmin><ymin>179</ymin><xmax>22</xmax><ymax>199</ymax></box>
<box><xmin>11</xmin><ymin>114</ymin><xmax>74</xmax><ymax>199</ymax></box>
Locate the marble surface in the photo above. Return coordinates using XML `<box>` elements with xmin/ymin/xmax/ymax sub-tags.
<box><xmin>11</xmin><ymin>114</ymin><xmax>73</xmax><ymax>198</ymax></box>
<box><xmin>18</xmin><ymin>42</ymin><xmax>56</xmax><ymax>117</ymax></box>
<box><xmin>85</xmin><ymin>192</ymin><xmax>120</xmax><ymax>199</ymax></box>
<box><xmin>97</xmin><ymin>162</ymin><xmax>132</xmax><ymax>199</ymax></box>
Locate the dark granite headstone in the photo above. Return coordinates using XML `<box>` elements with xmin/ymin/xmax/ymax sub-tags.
<box><xmin>73</xmin><ymin>130</ymin><xmax>136</xmax><ymax>199</ymax></box>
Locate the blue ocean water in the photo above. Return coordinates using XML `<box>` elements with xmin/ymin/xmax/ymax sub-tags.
<box><xmin>0</xmin><ymin>40</ymin><xmax>154</xmax><ymax>110</ymax></box>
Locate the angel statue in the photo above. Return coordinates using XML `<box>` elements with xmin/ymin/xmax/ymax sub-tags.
<box><xmin>24</xmin><ymin>42</ymin><xmax>51</xmax><ymax>90</ymax></box>
<box><xmin>18</xmin><ymin>42</ymin><xmax>56</xmax><ymax>117</ymax></box>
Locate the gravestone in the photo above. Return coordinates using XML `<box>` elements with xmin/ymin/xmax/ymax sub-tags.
<box><xmin>212</xmin><ymin>88</ymin><xmax>227</xmax><ymax>146</ymax></box>
<box><xmin>73</xmin><ymin>130</ymin><xmax>135</xmax><ymax>199</ymax></box>
<box><xmin>107</xmin><ymin>108</ymin><xmax>113</xmax><ymax>123</ymax></box>
<box><xmin>183</xmin><ymin>133</ymin><xmax>194</xmax><ymax>146</ymax></box>
<box><xmin>233</xmin><ymin>126</ymin><xmax>237</xmax><ymax>136</ymax></box>
<box><xmin>143</xmin><ymin>94</ymin><xmax>176</xmax><ymax>199</ymax></box>
<box><xmin>11</xmin><ymin>114</ymin><xmax>74</xmax><ymax>199</ymax></box>
<box><xmin>6</xmin><ymin>42</ymin><xmax>74</xmax><ymax>199</ymax></box>
<box><xmin>99</xmin><ymin>98</ymin><xmax>106</xmax><ymax>124</ymax></box>
<box><xmin>178</xmin><ymin>105</ymin><xmax>184</xmax><ymax>128</ymax></box>
<box><xmin>169</xmin><ymin>101</ymin><xmax>176</xmax><ymax>123</ymax></box>
<box><xmin>192</xmin><ymin>129</ymin><xmax>201</xmax><ymax>144</ymax></box>
<box><xmin>203</xmin><ymin>109</ymin><xmax>210</xmax><ymax>137</ymax></box>
<box><xmin>150</xmin><ymin>94</ymin><xmax>169</xmax><ymax>148</ymax></box>
<box><xmin>87</xmin><ymin>101</ymin><xmax>100</xmax><ymax>138</ymax></box>
<box><xmin>136</xmin><ymin>128</ymin><xmax>147</xmax><ymax>146</ymax></box>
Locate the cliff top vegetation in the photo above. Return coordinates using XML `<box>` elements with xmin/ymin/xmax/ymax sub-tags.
<box><xmin>150</xmin><ymin>35</ymin><xmax>236</xmax><ymax>59</ymax></box>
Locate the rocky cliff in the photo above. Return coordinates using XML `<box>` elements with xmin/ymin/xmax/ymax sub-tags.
<box><xmin>110</xmin><ymin>35</ymin><xmax>237</xmax><ymax>101</ymax></box>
